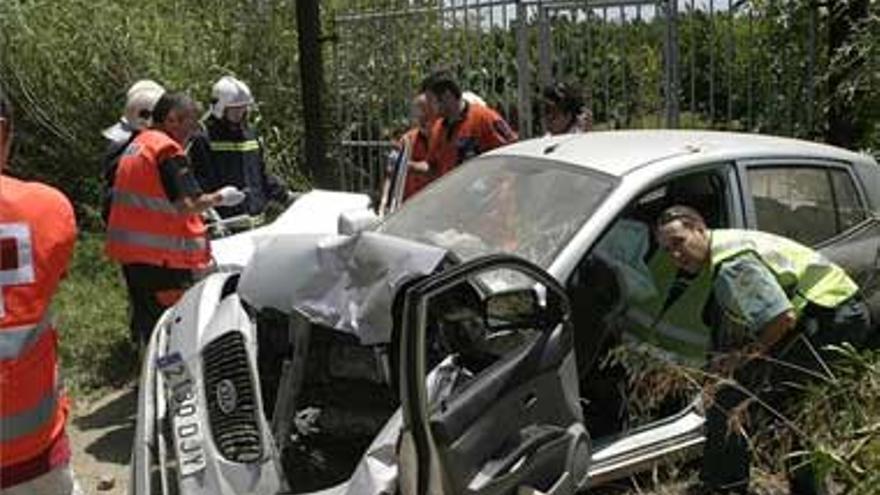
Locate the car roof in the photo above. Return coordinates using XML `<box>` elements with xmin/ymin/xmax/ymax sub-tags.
<box><xmin>487</xmin><ymin>130</ymin><xmax>868</xmax><ymax>177</ymax></box>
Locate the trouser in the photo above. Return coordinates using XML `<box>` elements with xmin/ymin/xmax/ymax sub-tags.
<box><xmin>122</xmin><ymin>263</ymin><xmax>195</xmax><ymax>346</ymax></box>
<box><xmin>701</xmin><ymin>297</ymin><xmax>871</xmax><ymax>494</ymax></box>
<box><xmin>2</xmin><ymin>464</ymin><xmax>83</xmax><ymax>495</ymax></box>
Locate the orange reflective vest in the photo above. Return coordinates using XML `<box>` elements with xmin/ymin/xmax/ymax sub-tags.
<box><xmin>105</xmin><ymin>129</ymin><xmax>210</xmax><ymax>269</ymax></box>
<box><xmin>0</xmin><ymin>176</ymin><xmax>76</xmax><ymax>470</ymax></box>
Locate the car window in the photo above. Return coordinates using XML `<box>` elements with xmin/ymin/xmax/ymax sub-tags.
<box><xmin>747</xmin><ymin>166</ymin><xmax>866</xmax><ymax>246</ymax></box>
<box><xmin>379</xmin><ymin>155</ymin><xmax>617</xmax><ymax>269</ymax></box>
<box><xmin>831</xmin><ymin>169</ymin><xmax>868</xmax><ymax>232</ymax></box>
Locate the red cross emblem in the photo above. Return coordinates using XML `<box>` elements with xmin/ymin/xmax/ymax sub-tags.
<box><xmin>1</xmin><ymin>237</ymin><xmax>20</xmax><ymax>271</ymax></box>
<box><xmin>0</xmin><ymin>223</ymin><xmax>35</xmax><ymax>318</ymax></box>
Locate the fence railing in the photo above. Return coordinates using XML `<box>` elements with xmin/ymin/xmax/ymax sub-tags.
<box><xmin>329</xmin><ymin>0</ymin><xmax>822</xmax><ymax>196</ymax></box>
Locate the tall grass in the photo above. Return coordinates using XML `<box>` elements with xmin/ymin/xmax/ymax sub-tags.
<box><xmin>55</xmin><ymin>234</ymin><xmax>134</xmax><ymax>397</ymax></box>
<box><xmin>612</xmin><ymin>340</ymin><xmax>880</xmax><ymax>492</ymax></box>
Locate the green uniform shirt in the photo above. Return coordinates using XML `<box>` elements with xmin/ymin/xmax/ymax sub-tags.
<box><xmin>713</xmin><ymin>252</ymin><xmax>793</xmax><ymax>335</ymax></box>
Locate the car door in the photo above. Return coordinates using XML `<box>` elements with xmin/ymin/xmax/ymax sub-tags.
<box><xmin>739</xmin><ymin>159</ymin><xmax>880</xmax><ymax>323</ymax></box>
<box><xmin>397</xmin><ymin>254</ymin><xmax>589</xmax><ymax>495</ymax></box>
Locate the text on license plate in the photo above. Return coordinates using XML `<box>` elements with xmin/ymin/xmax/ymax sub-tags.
<box><xmin>158</xmin><ymin>352</ymin><xmax>207</xmax><ymax>477</ymax></box>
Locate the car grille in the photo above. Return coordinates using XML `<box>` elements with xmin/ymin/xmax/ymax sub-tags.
<box><xmin>202</xmin><ymin>332</ymin><xmax>263</xmax><ymax>463</ymax></box>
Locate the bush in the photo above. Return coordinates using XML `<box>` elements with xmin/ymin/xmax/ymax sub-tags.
<box><xmin>0</xmin><ymin>0</ymin><xmax>309</xmax><ymax>232</ymax></box>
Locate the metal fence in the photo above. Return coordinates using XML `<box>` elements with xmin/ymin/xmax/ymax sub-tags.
<box><xmin>328</xmin><ymin>0</ymin><xmax>821</xmax><ymax>195</ymax></box>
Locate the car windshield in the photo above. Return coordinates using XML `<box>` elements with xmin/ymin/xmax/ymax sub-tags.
<box><xmin>379</xmin><ymin>155</ymin><xmax>618</xmax><ymax>268</ymax></box>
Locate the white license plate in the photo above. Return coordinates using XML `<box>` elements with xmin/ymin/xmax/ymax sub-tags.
<box><xmin>157</xmin><ymin>352</ymin><xmax>207</xmax><ymax>477</ymax></box>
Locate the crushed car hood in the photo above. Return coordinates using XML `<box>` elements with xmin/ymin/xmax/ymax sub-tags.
<box><xmin>238</xmin><ymin>231</ymin><xmax>448</xmax><ymax>344</ymax></box>
<box><xmin>210</xmin><ymin>189</ymin><xmax>371</xmax><ymax>269</ymax></box>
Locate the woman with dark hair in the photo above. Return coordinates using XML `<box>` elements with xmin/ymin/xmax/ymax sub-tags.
<box><xmin>542</xmin><ymin>82</ymin><xmax>592</xmax><ymax>135</ymax></box>
<box><xmin>0</xmin><ymin>88</ymin><xmax>82</xmax><ymax>494</ymax></box>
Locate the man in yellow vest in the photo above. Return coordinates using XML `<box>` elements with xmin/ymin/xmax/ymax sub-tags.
<box><xmin>655</xmin><ymin>205</ymin><xmax>870</xmax><ymax>495</ymax></box>
<box><xmin>0</xmin><ymin>88</ymin><xmax>81</xmax><ymax>493</ymax></box>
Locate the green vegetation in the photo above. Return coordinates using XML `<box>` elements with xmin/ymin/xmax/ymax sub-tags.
<box><xmin>55</xmin><ymin>234</ymin><xmax>134</xmax><ymax>397</ymax></box>
<box><xmin>2</xmin><ymin>1</ymin><xmax>877</xmax><ymax>227</ymax></box>
<box><xmin>0</xmin><ymin>0</ymin><xmax>309</xmax><ymax>231</ymax></box>
<box><xmin>611</xmin><ymin>341</ymin><xmax>880</xmax><ymax>493</ymax></box>
<box><xmin>2</xmin><ymin>0</ymin><xmax>877</xmax><ymax>490</ymax></box>
<box><xmin>784</xmin><ymin>345</ymin><xmax>880</xmax><ymax>493</ymax></box>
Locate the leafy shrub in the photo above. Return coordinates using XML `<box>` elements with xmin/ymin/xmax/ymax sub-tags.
<box><xmin>0</xmin><ymin>0</ymin><xmax>309</xmax><ymax>231</ymax></box>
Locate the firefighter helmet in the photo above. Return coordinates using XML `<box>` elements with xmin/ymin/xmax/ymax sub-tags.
<box><xmin>210</xmin><ymin>76</ymin><xmax>254</xmax><ymax>119</ymax></box>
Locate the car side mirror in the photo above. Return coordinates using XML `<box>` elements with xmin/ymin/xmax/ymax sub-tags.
<box><xmin>338</xmin><ymin>208</ymin><xmax>379</xmax><ymax>235</ymax></box>
<box><xmin>484</xmin><ymin>288</ymin><xmax>548</xmax><ymax>331</ymax></box>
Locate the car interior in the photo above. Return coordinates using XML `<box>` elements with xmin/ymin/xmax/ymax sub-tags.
<box><xmin>566</xmin><ymin>170</ymin><xmax>730</xmax><ymax>438</ymax></box>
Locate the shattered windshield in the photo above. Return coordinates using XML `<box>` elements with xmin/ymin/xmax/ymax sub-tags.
<box><xmin>378</xmin><ymin>155</ymin><xmax>617</xmax><ymax>269</ymax></box>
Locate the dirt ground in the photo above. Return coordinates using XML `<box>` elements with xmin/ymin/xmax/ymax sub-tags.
<box><xmin>69</xmin><ymin>385</ymin><xmax>136</xmax><ymax>495</ymax></box>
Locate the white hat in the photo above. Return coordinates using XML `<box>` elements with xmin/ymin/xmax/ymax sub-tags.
<box><xmin>102</xmin><ymin>79</ymin><xmax>165</xmax><ymax>142</ymax></box>
<box><xmin>123</xmin><ymin>80</ymin><xmax>165</xmax><ymax>129</ymax></box>
<box><xmin>210</xmin><ymin>76</ymin><xmax>254</xmax><ymax>119</ymax></box>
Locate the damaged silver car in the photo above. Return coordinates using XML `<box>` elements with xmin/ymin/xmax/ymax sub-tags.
<box><xmin>130</xmin><ymin>131</ymin><xmax>880</xmax><ymax>494</ymax></box>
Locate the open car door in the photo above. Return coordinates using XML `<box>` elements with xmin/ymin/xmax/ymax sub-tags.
<box><xmin>397</xmin><ymin>254</ymin><xmax>590</xmax><ymax>495</ymax></box>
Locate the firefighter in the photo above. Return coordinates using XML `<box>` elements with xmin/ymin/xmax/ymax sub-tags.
<box><xmin>0</xmin><ymin>88</ymin><xmax>81</xmax><ymax>493</ymax></box>
<box><xmin>100</xmin><ymin>79</ymin><xmax>166</xmax><ymax>224</ymax></box>
<box><xmin>654</xmin><ymin>205</ymin><xmax>870</xmax><ymax>495</ymax></box>
<box><xmin>189</xmin><ymin>76</ymin><xmax>292</xmax><ymax>219</ymax></box>
<box><xmin>105</xmin><ymin>92</ymin><xmax>244</xmax><ymax>346</ymax></box>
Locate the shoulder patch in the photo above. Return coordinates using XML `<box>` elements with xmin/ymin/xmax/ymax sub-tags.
<box><xmin>122</xmin><ymin>142</ymin><xmax>141</xmax><ymax>157</ymax></box>
<box><xmin>492</xmin><ymin>119</ymin><xmax>515</xmax><ymax>142</ymax></box>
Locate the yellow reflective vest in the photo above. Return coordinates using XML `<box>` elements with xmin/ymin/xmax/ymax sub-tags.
<box><xmin>625</xmin><ymin>250</ymin><xmax>714</xmax><ymax>364</ymax></box>
<box><xmin>623</xmin><ymin>229</ymin><xmax>858</xmax><ymax>364</ymax></box>
<box><xmin>710</xmin><ymin>229</ymin><xmax>858</xmax><ymax>315</ymax></box>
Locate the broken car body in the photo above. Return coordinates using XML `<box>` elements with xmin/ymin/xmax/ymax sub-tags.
<box><xmin>130</xmin><ymin>130</ymin><xmax>880</xmax><ymax>494</ymax></box>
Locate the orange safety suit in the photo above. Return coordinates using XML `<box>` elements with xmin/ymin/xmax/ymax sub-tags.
<box><xmin>426</xmin><ymin>101</ymin><xmax>517</xmax><ymax>179</ymax></box>
<box><xmin>0</xmin><ymin>176</ymin><xmax>76</xmax><ymax>486</ymax></box>
<box><xmin>105</xmin><ymin>129</ymin><xmax>210</xmax><ymax>270</ymax></box>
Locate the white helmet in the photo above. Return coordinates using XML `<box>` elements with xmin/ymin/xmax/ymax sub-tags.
<box><xmin>210</xmin><ymin>76</ymin><xmax>254</xmax><ymax>119</ymax></box>
<box><xmin>124</xmin><ymin>81</ymin><xmax>165</xmax><ymax>129</ymax></box>
<box><xmin>102</xmin><ymin>79</ymin><xmax>165</xmax><ymax>142</ymax></box>
<box><xmin>462</xmin><ymin>91</ymin><xmax>486</xmax><ymax>107</ymax></box>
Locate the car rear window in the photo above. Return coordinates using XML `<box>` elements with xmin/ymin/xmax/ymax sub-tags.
<box><xmin>747</xmin><ymin>165</ymin><xmax>867</xmax><ymax>246</ymax></box>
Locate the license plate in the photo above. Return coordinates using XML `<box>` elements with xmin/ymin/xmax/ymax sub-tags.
<box><xmin>158</xmin><ymin>352</ymin><xmax>207</xmax><ymax>477</ymax></box>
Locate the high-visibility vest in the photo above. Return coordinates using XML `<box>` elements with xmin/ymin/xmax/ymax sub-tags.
<box><xmin>624</xmin><ymin>250</ymin><xmax>714</xmax><ymax>364</ymax></box>
<box><xmin>711</xmin><ymin>229</ymin><xmax>858</xmax><ymax>315</ymax></box>
<box><xmin>105</xmin><ymin>129</ymin><xmax>210</xmax><ymax>269</ymax></box>
<box><xmin>0</xmin><ymin>176</ymin><xmax>76</xmax><ymax>469</ymax></box>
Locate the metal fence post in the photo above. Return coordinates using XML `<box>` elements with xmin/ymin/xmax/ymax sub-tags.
<box><xmin>296</xmin><ymin>0</ymin><xmax>332</xmax><ymax>188</ymax></box>
<box><xmin>516</xmin><ymin>0</ymin><xmax>533</xmax><ymax>138</ymax></box>
<box><xmin>537</xmin><ymin>2</ymin><xmax>552</xmax><ymax>93</ymax></box>
<box><xmin>807</xmin><ymin>1</ymin><xmax>817</xmax><ymax>137</ymax></box>
<box><xmin>664</xmin><ymin>0</ymin><xmax>680</xmax><ymax>128</ymax></box>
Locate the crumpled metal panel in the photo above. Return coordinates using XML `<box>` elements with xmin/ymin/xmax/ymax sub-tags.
<box><xmin>342</xmin><ymin>356</ymin><xmax>469</xmax><ymax>495</ymax></box>
<box><xmin>210</xmin><ymin>189</ymin><xmax>371</xmax><ymax>270</ymax></box>
<box><xmin>238</xmin><ymin>231</ymin><xmax>448</xmax><ymax>345</ymax></box>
